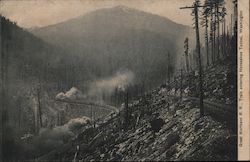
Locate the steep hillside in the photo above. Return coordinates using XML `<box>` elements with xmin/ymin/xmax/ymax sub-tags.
<box><xmin>36</xmin><ymin>61</ymin><xmax>237</xmax><ymax>161</ymax></box>
<box><xmin>0</xmin><ymin>16</ymin><xmax>84</xmax><ymax>141</ymax></box>
<box><xmin>0</xmin><ymin>16</ymin><xmax>72</xmax><ymax>82</ymax></box>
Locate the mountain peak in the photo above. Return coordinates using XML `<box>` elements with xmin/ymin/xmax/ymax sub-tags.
<box><xmin>31</xmin><ymin>6</ymin><xmax>192</xmax><ymax>48</ymax></box>
<box><xmin>113</xmin><ymin>5</ymin><xmax>131</xmax><ymax>9</ymax></box>
<box><xmin>105</xmin><ymin>5</ymin><xmax>138</xmax><ymax>13</ymax></box>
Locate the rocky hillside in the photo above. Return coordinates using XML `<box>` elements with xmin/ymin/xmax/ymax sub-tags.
<box><xmin>37</xmin><ymin>60</ymin><xmax>237</xmax><ymax>161</ymax></box>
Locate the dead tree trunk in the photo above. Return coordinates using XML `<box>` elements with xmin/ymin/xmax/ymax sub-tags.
<box><xmin>17</xmin><ymin>98</ymin><xmax>22</xmax><ymax>129</ymax></box>
<box><xmin>216</xmin><ymin>4</ymin><xmax>220</xmax><ymax>60</ymax></box>
<box><xmin>194</xmin><ymin>4</ymin><xmax>205</xmax><ymax>116</ymax></box>
<box><xmin>205</xmin><ymin>12</ymin><xmax>209</xmax><ymax>67</ymax></box>
<box><xmin>37</xmin><ymin>76</ymin><xmax>43</xmax><ymax>129</ymax></box>
<box><xmin>124</xmin><ymin>89</ymin><xmax>129</xmax><ymax>130</ymax></box>
<box><xmin>37</xmin><ymin>87</ymin><xmax>43</xmax><ymax>128</ymax></box>
<box><xmin>213</xmin><ymin>10</ymin><xmax>217</xmax><ymax>63</ymax></box>
<box><xmin>223</xmin><ymin>18</ymin><xmax>226</xmax><ymax>58</ymax></box>
<box><xmin>167</xmin><ymin>52</ymin><xmax>171</xmax><ymax>88</ymax></box>
<box><xmin>180</xmin><ymin>69</ymin><xmax>183</xmax><ymax>100</ymax></box>
<box><xmin>210</xmin><ymin>10</ymin><xmax>215</xmax><ymax>64</ymax></box>
<box><xmin>184</xmin><ymin>38</ymin><xmax>190</xmax><ymax>73</ymax></box>
<box><xmin>180</xmin><ymin>2</ymin><xmax>204</xmax><ymax>116</ymax></box>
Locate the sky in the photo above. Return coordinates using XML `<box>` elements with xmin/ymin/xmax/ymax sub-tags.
<box><xmin>0</xmin><ymin>0</ymin><xmax>234</xmax><ymax>29</ymax></box>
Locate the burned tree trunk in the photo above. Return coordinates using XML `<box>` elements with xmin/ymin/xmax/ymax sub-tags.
<box><xmin>180</xmin><ymin>1</ymin><xmax>204</xmax><ymax>116</ymax></box>
<box><xmin>124</xmin><ymin>88</ymin><xmax>130</xmax><ymax>130</ymax></box>
<box><xmin>184</xmin><ymin>38</ymin><xmax>190</xmax><ymax>73</ymax></box>
<box><xmin>205</xmin><ymin>12</ymin><xmax>209</xmax><ymax>67</ymax></box>
<box><xmin>216</xmin><ymin>4</ymin><xmax>220</xmax><ymax>60</ymax></box>
<box><xmin>194</xmin><ymin>3</ymin><xmax>204</xmax><ymax>116</ymax></box>
<box><xmin>180</xmin><ymin>69</ymin><xmax>183</xmax><ymax>100</ymax></box>
<box><xmin>37</xmin><ymin>77</ymin><xmax>43</xmax><ymax>129</ymax></box>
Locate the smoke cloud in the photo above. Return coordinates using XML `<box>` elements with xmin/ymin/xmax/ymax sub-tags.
<box><xmin>88</xmin><ymin>70</ymin><xmax>135</xmax><ymax>99</ymax></box>
<box><xmin>55</xmin><ymin>87</ymin><xmax>86</xmax><ymax>100</ymax></box>
<box><xmin>23</xmin><ymin>116</ymin><xmax>91</xmax><ymax>158</ymax></box>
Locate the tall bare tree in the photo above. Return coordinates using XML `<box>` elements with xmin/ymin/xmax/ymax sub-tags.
<box><xmin>205</xmin><ymin>0</ymin><xmax>216</xmax><ymax>64</ymax></box>
<box><xmin>213</xmin><ymin>0</ymin><xmax>225</xmax><ymax>60</ymax></box>
<box><xmin>202</xmin><ymin>1</ymin><xmax>210</xmax><ymax>67</ymax></box>
<box><xmin>184</xmin><ymin>38</ymin><xmax>190</xmax><ymax>73</ymax></box>
<box><xmin>180</xmin><ymin>0</ymin><xmax>204</xmax><ymax>117</ymax></box>
<box><xmin>220</xmin><ymin>6</ymin><xmax>227</xmax><ymax>58</ymax></box>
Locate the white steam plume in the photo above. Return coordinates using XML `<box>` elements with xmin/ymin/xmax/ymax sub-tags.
<box><xmin>88</xmin><ymin>70</ymin><xmax>135</xmax><ymax>99</ymax></box>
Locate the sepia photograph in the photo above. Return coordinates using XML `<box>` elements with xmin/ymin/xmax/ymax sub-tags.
<box><xmin>0</xmin><ymin>0</ymin><xmax>245</xmax><ymax>161</ymax></box>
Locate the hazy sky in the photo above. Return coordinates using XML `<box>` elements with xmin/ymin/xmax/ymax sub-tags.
<box><xmin>0</xmin><ymin>0</ymin><xmax>234</xmax><ymax>29</ymax></box>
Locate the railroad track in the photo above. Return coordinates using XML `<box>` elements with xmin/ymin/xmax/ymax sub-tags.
<box><xmin>183</xmin><ymin>96</ymin><xmax>236</xmax><ymax>131</ymax></box>
<box><xmin>184</xmin><ymin>97</ymin><xmax>235</xmax><ymax>114</ymax></box>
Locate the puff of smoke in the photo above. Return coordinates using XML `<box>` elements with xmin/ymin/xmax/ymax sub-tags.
<box><xmin>66</xmin><ymin>116</ymin><xmax>91</xmax><ymax>132</ymax></box>
<box><xmin>87</xmin><ymin>70</ymin><xmax>135</xmax><ymax>99</ymax></box>
<box><xmin>30</xmin><ymin>116</ymin><xmax>90</xmax><ymax>156</ymax></box>
<box><xmin>55</xmin><ymin>87</ymin><xmax>86</xmax><ymax>100</ymax></box>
